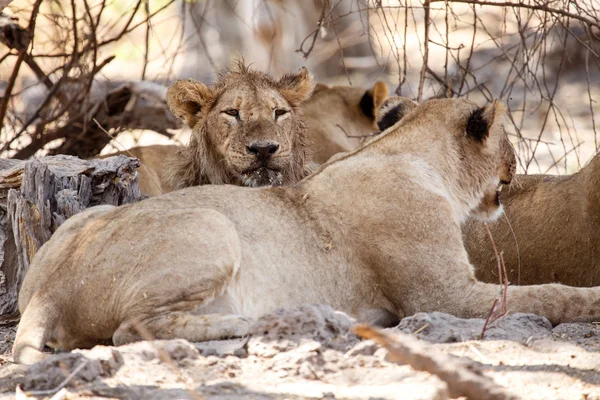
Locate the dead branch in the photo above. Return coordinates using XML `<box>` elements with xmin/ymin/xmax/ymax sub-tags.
<box><xmin>430</xmin><ymin>0</ymin><xmax>600</xmax><ymax>30</ymax></box>
<box><xmin>354</xmin><ymin>325</ymin><xmax>520</xmax><ymax>400</ymax></box>
<box><xmin>1</xmin><ymin>0</ymin><xmax>177</xmax><ymax>159</ymax></box>
<box><xmin>0</xmin><ymin>2</ymin><xmax>42</xmax><ymax>129</ymax></box>
<box><xmin>10</xmin><ymin>80</ymin><xmax>180</xmax><ymax>159</ymax></box>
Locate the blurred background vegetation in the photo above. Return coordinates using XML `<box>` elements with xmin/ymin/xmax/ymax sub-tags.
<box><xmin>1</xmin><ymin>0</ymin><xmax>599</xmax><ymax>174</ymax></box>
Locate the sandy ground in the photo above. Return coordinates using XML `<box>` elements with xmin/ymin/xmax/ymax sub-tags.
<box><xmin>0</xmin><ymin>304</ymin><xmax>598</xmax><ymax>400</ymax></box>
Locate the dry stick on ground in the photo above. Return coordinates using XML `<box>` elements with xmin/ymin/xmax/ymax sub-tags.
<box><xmin>354</xmin><ymin>325</ymin><xmax>519</xmax><ymax>400</ymax></box>
<box><xmin>480</xmin><ymin>223</ymin><xmax>509</xmax><ymax>339</ymax></box>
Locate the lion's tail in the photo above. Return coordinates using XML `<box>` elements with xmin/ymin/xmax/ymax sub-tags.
<box><xmin>13</xmin><ymin>294</ymin><xmax>53</xmax><ymax>365</ymax></box>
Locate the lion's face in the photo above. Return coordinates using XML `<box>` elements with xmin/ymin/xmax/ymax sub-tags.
<box><xmin>470</xmin><ymin>133</ymin><xmax>517</xmax><ymax>222</ymax></box>
<box><xmin>203</xmin><ymin>83</ymin><xmax>301</xmax><ymax>186</ymax></box>
<box><xmin>166</xmin><ymin>65</ymin><xmax>315</xmax><ymax>187</ymax></box>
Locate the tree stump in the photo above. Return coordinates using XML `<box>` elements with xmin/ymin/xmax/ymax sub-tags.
<box><xmin>0</xmin><ymin>155</ymin><xmax>144</xmax><ymax>320</ymax></box>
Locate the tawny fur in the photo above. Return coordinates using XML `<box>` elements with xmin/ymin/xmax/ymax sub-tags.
<box><xmin>14</xmin><ymin>97</ymin><xmax>600</xmax><ymax>365</ymax></box>
<box><xmin>107</xmin><ymin>78</ymin><xmax>390</xmax><ymax>195</ymax></box>
<box><xmin>464</xmin><ymin>153</ymin><xmax>600</xmax><ymax>286</ymax></box>
<box><xmin>304</xmin><ymin>81</ymin><xmax>389</xmax><ymax>164</ymax></box>
<box><xmin>164</xmin><ymin>62</ymin><xmax>315</xmax><ymax>190</ymax></box>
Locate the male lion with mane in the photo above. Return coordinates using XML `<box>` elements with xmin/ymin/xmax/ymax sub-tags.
<box><xmin>14</xmin><ymin>96</ymin><xmax>600</xmax><ymax>365</ymax></box>
<box><xmin>164</xmin><ymin>62</ymin><xmax>315</xmax><ymax>189</ymax></box>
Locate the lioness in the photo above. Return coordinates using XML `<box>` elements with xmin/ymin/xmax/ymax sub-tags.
<box><xmin>14</xmin><ymin>97</ymin><xmax>600</xmax><ymax>365</ymax></box>
<box><xmin>304</xmin><ymin>81</ymin><xmax>389</xmax><ymax>164</ymax></box>
<box><xmin>464</xmin><ymin>152</ymin><xmax>600</xmax><ymax>287</ymax></box>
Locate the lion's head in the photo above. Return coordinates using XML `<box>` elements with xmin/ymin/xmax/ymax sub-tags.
<box><xmin>165</xmin><ymin>63</ymin><xmax>315</xmax><ymax>189</ymax></box>
<box><xmin>376</xmin><ymin>96</ymin><xmax>516</xmax><ymax>223</ymax></box>
<box><xmin>303</xmin><ymin>81</ymin><xmax>389</xmax><ymax>164</ymax></box>
<box><xmin>469</xmin><ymin>129</ymin><xmax>517</xmax><ymax>222</ymax></box>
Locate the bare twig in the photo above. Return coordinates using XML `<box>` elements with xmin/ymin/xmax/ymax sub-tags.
<box><xmin>141</xmin><ymin>0</ymin><xmax>151</xmax><ymax>80</ymax></box>
<box><xmin>480</xmin><ymin>223</ymin><xmax>509</xmax><ymax>339</ymax></box>
<box><xmin>429</xmin><ymin>0</ymin><xmax>600</xmax><ymax>30</ymax></box>
<box><xmin>0</xmin><ymin>0</ymin><xmax>43</xmax><ymax>128</ymax></box>
<box><xmin>23</xmin><ymin>361</ymin><xmax>89</xmax><ymax>397</ymax></box>
<box><xmin>417</xmin><ymin>0</ymin><xmax>431</xmax><ymax>102</ymax></box>
<box><xmin>335</xmin><ymin>124</ymin><xmax>379</xmax><ymax>139</ymax></box>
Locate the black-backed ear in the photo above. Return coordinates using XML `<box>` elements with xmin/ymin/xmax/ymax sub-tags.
<box><xmin>359</xmin><ymin>81</ymin><xmax>389</xmax><ymax>120</ymax></box>
<box><xmin>276</xmin><ymin>67</ymin><xmax>316</xmax><ymax>107</ymax></box>
<box><xmin>166</xmin><ymin>79</ymin><xmax>214</xmax><ymax>128</ymax></box>
<box><xmin>312</xmin><ymin>83</ymin><xmax>330</xmax><ymax>95</ymax></box>
<box><xmin>375</xmin><ymin>96</ymin><xmax>419</xmax><ymax>131</ymax></box>
<box><xmin>466</xmin><ymin>100</ymin><xmax>503</xmax><ymax>142</ymax></box>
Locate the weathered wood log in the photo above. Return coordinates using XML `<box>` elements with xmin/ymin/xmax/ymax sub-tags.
<box><xmin>13</xmin><ymin>80</ymin><xmax>182</xmax><ymax>159</ymax></box>
<box><xmin>0</xmin><ymin>155</ymin><xmax>144</xmax><ymax>319</ymax></box>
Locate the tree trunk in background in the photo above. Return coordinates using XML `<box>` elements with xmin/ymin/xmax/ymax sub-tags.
<box><xmin>176</xmin><ymin>0</ymin><xmax>379</xmax><ymax>80</ymax></box>
<box><xmin>0</xmin><ymin>155</ymin><xmax>144</xmax><ymax>320</ymax></box>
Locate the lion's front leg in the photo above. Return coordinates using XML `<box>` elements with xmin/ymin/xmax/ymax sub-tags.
<box><xmin>412</xmin><ymin>263</ymin><xmax>600</xmax><ymax>325</ymax></box>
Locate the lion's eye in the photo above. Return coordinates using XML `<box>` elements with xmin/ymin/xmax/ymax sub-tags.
<box><xmin>274</xmin><ymin>109</ymin><xmax>288</xmax><ymax>118</ymax></box>
<box><xmin>223</xmin><ymin>109</ymin><xmax>239</xmax><ymax>117</ymax></box>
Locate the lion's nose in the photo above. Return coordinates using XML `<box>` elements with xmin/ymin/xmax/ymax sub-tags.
<box><xmin>246</xmin><ymin>142</ymin><xmax>279</xmax><ymax>162</ymax></box>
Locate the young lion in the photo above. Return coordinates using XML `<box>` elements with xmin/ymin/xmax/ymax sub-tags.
<box><xmin>464</xmin><ymin>153</ymin><xmax>600</xmax><ymax>287</ymax></box>
<box><xmin>103</xmin><ymin>79</ymin><xmax>389</xmax><ymax>196</ymax></box>
<box><xmin>164</xmin><ymin>63</ymin><xmax>315</xmax><ymax>189</ymax></box>
<box><xmin>14</xmin><ymin>97</ymin><xmax>600</xmax><ymax>365</ymax></box>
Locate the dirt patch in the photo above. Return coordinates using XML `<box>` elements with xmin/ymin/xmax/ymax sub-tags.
<box><xmin>0</xmin><ymin>305</ymin><xmax>599</xmax><ymax>399</ymax></box>
<box><xmin>396</xmin><ymin>312</ymin><xmax>553</xmax><ymax>343</ymax></box>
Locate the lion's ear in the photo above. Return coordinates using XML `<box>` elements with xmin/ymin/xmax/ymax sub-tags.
<box><xmin>276</xmin><ymin>67</ymin><xmax>316</xmax><ymax>107</ymax></box>
<box><xmin>375</xmin><ymin>96</ymin><xmax>418</xmax><ymax>131</ymax></box>
<box><xmin>359</xmin><ymin>81</ymin><xmax>389</xmax><ymax>120</ymax></box>
<box><xmin>466</xmin><ymin>100</ymin><xmax>505</xmax><ymax>143</ymax></box>
<box><xmin>166</xmin><ymin>79</ymin><xmax>214</xmax><ymax>128</ymax></box>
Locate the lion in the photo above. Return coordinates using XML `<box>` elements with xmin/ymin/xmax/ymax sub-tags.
<box><xmin>103</xmin><ymin>78</ymin><xmax>389</xmax><ymax>195</ymax></box>
<box><xmin>463</xmin><ymin>152</ymin><xmax>600</xmax><ymax>287</ymax></box>
<box><xmin>164</xmin><ymin>63</ymin><xmax>315</xmax><ymax>190</ymax></box>
<box><xmin>14</xmin><ymin>96</ymin><xmax>600</xmax><ymax>365</ymax></box>
<box><xmin>304</xmin><ymin>81</ymin><xmax>389</xmax><ymax>164</ymax></box>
